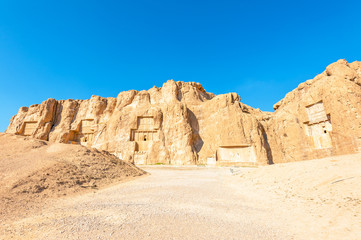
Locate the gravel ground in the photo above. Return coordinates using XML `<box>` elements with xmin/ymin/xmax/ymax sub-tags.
<box><xmin>1</xmin><ymin>167</ymin><xmax>301</xmax><ymax>240</ymax></box>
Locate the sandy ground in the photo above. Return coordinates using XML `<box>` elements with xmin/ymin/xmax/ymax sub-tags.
<box><xmin>1</xmin><ymin>153</ymin><xmax>360</xmax><ymax>239</ymax></box>
<box><xmin>0</xmin><ymin>133</ymin><xmax>145</xmax><ymax>222</ymax></box>
<box><xmin>233</xmin><ymin>153</ymin><xmax>361</xmax><ymax>240</ymax></box>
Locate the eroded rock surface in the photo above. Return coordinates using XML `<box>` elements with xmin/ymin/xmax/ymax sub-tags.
<box><xmin>6</xmin><ymin>81</ymin><xmax>270</xmax><ymax>165</ymax></box>
<box><xmin>6</xmin><ymin>60</ymin><xmax>361</xmax><ymax>164</ymax></box>
<box><xmin>262</xmin><ymin>59</ymin><xmax>361</xmax><ymax>163</ymax></box>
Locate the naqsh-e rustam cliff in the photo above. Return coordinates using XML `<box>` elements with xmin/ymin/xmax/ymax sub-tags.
<box><xmin>6</xmin><ymin>60</ymin><xmax>361</xmax><ymax>165</ymax></box>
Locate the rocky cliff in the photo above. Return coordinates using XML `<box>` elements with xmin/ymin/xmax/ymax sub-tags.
<box><xmin>6</xmin><ymin>60</ymin><xmax>361</xmax><ymax>165</ymax></box>
<box><xmin>262</xmin><ymin>59</ymin><xmax>361</xmax><ymax>163</ymax></box>
<box><xmin>6</xmin><ymin>81</ymin><xmax>271</xmax><ymax>165</ymax></box>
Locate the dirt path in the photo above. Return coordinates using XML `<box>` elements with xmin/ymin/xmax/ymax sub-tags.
<box><xmin>2</xmin><ymin>167</ymin><xmax>296</xmax><ymax>240</ymax></box>
<box><xmin>2</xmin><ymin>164</ymin><xmax>359</xmax><ymax>239</ymax></box>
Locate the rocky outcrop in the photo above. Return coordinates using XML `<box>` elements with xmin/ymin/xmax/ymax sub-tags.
<box><xmin>6</xmin><ymin>81</ymin><xmax>270</xmax><ymax>165</ymax></box>
<box><xmin>6</xmin><ymin>60</ymin><xmax>361</xmax><ymax>165</ymax></box>
<box><xmin>263</xmin><ymin>59</ymin><xmax>361</xmax><ymax>163</ymax></box>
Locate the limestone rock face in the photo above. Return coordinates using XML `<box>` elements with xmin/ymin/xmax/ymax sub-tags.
<box><xmin>6</xmin><ymin>99</ymin><xmax>57</xmax><ymax>141</ymax></box>
<box><xmin>7</xmin><ymin>60</ymin><xmax>361</xmax><ymax>165</ymax></box>
<box><xmin>263</xmin><ymin>59</ymin><xmax>361</xmax><ymax>163</ymax></box>
<box><xmin>6</xmin><ymin>81</ymin><xmax>271</xmax><ymax>165</ymax></box>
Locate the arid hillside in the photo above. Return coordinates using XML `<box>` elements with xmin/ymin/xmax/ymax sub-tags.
<box><xmin>0</xmin><ymin>133</ymin><xmax>146</xmax><ymax>220</ymax></box>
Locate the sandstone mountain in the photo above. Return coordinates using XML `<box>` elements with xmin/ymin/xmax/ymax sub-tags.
<box><xmin>6</xmin><ymin>60</ymin><xmax>361</xmax><ymax>165</ymax></box>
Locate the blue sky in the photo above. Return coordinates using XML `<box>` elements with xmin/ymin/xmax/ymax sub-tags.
<box><xmin>0</xmin><ymin>0</ymin><xmax>360</xmax><ymax>132</ymax></box>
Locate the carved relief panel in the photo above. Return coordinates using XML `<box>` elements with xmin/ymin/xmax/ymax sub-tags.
<box><xmin>22</xmin><ymin>121</ymin><xmax>37</xmax><ymax>136</ymax></box>
<box><xmin>304</xmin><ymin>102</ymin><xmax>332</xmax><ymax>149</ymax></box>
<box><xmin>130</xmin><ymin>116</ymin><xmax>158</xmax><ymax>153</ymax></box>
<box><xmin>306</xmin><ymin>102</ymin><xmax>328</xmax><ymax>124</ymax></box>
<box><xmin>217</xmin><ymin>145</ymin><xmax>256</xmax><ymax>163</ymax></box>
<box><xmin>68</xmin><ymin>119</ymin><xmax>95</xmax><ymax>145</ymax></box>
<box><xmin>77</xmin><ymin>119</ymin><xmax>95</xmax><ymax>145</ymax></box>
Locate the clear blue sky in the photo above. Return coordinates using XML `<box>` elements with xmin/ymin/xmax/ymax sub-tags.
<box><xmin>1</xmin><ymin>0</ymin><xmax>360</xmax><ymax>132</ymax></box>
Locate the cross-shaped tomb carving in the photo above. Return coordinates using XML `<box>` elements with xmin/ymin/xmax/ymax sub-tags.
<box><xmin>130</xmin><ymin>116</ymin><xmax>158</xmax><ymax>152</ymax></box>
<box><xmin>304</xmin><ymin>102</ymin><xmax>332</xmax><ymax>149</ymax></box>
